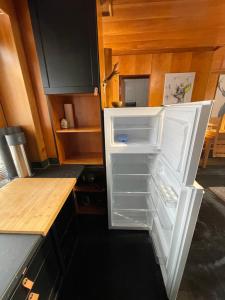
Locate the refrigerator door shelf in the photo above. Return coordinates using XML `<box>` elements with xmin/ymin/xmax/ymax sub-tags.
<box><xmin>152</xmin><ymin>192</ymin><xmax>173</xmax><ymax>231</ymax></box>
<box><xmin>152</xmin><ymin>229</ymin><xmax>168</xmax><ymax>285</ymax></box>
<box><xmin>152</xmin><ymin>172</ymin><xmax>178</xmax><ymax>209</ymax></box>
<box><xmin>152</xmin><ymin>216</ymin><xmax>171</xmax><ymax>262</ymax></box>
<box><xmin>150</xmin><ymin>175</ymin><xmax>177</xmax><ymax>225</ymax></box>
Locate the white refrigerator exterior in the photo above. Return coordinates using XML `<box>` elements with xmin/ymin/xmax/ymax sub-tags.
<box><xmin>104</xmin><ymin>101</ymin><xmax>213</xmax><ymax>300</ymax></box>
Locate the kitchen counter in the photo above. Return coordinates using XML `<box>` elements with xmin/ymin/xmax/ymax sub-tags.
<box><xmin>0</xmin><ymin>165</ymin><xmax>83</xmax><ymax>299</ymax></box>
<box><xmin>0</xmin><ymin>234</ymin><xmax>42</xmax><ymax>300</ymax></box>
<box><xmin>33</xmin><ymin>164</ymin><xmax>84</xmax><ymax>178</ymax></box>
<box><xmin>0</xmin><ymin>178</ymin><xmax>76</xmax><ymax>235</ymax></box>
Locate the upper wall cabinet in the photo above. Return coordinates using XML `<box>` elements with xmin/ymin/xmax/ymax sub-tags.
<box><xmin>29</xmin><ymin>0</ymin><xmax>99</xmax><ymax>94</ymax></box>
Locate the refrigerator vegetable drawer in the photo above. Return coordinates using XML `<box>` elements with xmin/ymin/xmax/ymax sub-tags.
<box><xmin>112</xmin><ymin>209</ymin><xmax>153</xmax><ymax>229</ymax></box>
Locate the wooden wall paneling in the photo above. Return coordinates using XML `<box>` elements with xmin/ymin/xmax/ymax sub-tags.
<box><xmin>170</xmin><ymin>52</ymin><xmax>192</xmax><ymax>73</ymax></box>
<box><xmin>104</xmin><ymin>48</ymin><xmax>113</xmax><ymax>107</ymax></box>
<box><xmin>190</xmin><ymin>51</ymin><xmax>214</xmax><ymax>101</ymax></box>
<box><xmin>110</xmin><ymin>53</ymin><xmax>152</xmax><ymax>106</ymax></box>
<box><xmin>210</xmin><ymin>47</ymin><xmax>225</xmax><ymax>72</ymax></box>
<box><xmin>72</xmin><ymin>95</ymin><xmax>101</xmax><ymax>128</ymax></box>
<box><xmin>112</xmin><ymin>54</ymin><xmax>152</xmax><ymax>75</ymax></box>
<box><xmin>204</xmin><ymin>73</ymin><xmax>219</xmax><ymax>100</ymax></box>
<box><xmin>103</xmin><ymin>0</ymin><xmax>225</xmax><ymax>54</ymax></box>
<box><xmin>148</xmin><ymin>53</ymin><xmax>172</xmax><ymax>106</ymax></box>
<box><xmin>14</xmin><ymin>0</ymin><xmax>57</xmax><ymax>159</ymax></box>
<box><xmin>112</xmin><ymin>74</ymin><xmax>120</xmax><ymax>106</ymax></box>
<box><xmin>0</xmin><ymin>103</ymin><xmax>7</xmax><ymax>128</ymax></box>
<box><xmin>0</xmin><ymin>6</ymin><xmax>46</xmax><ymax>162</ymax></box>
<box><xmin>204</xmin><ymin>47</ymin><xmax>225</xmax><ymax>100</ymax></box>
<box><xmin>96</xmin><ymin>0</ymin><xmax>107</xmax><ymax>108</ymax></box>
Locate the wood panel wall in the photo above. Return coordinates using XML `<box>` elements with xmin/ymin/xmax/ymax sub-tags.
<box><xmin>110</xmin><ymin>51</ymin><xmax>214</xmax><ymax>107</ymax></box>
<box><xmin>103</xmin><ymin>0</ymin><xmax>225</xmax><ymax>55</ymax></box>
<box><xmin>205</xmin><ymin>47</ymin><xmax>225</xmax><ymax>100</ymax></box>
<box><xmin>0</xmin><ymin>2</ymin><xmax>47</xmax><ymax>162</ymax></box>
<box><xmin>0</xmin><ymin>0</ymin><xmax>223</xmax><ymax>162</ymax></box>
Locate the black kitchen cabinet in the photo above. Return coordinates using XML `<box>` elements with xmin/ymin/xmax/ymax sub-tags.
<box><xmin>29</xmin><ymin>0</ymin><xmax>99</xmax><ymax>94</ymax></box>
<box><xmin>9</xmin><ymin>192</ymin><xmax>78</xmax><ymax>300</ymax></box>
<box><xmin>10</xmin><ymin>235</ymin><xmax>61</xmax><ymax>300</ymax></box>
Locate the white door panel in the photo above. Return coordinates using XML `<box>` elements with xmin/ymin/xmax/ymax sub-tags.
<box><xmin>161</xmin><ymin>101</ymin><xmax>213</xmax><ymax>185</ymax></box>
<box><xmin>166</xmin><ymin>185</ymin><xmax>203</xmax><ymax>300</ymax></box>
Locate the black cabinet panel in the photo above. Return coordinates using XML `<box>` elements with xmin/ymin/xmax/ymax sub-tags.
<box><xmin>29</xmin><ymin>0</ymin><xmax>99</xmax><ymax>94</ymax></box>
<box><xmin>54</xmin><ymin>193</ymin><xmax>75</xmax><ymax>242</ymax></box>
<box><xmin>10</xmin><ymin>235</ymin><xmax>60</xmax><ymax>300</ymax></box>
<box><xmin>31</xmin><ymin>241</ymin><xmax>60</xmax><ymax>300</ymax></box>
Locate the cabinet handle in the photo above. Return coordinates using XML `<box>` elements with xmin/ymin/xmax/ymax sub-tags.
<box><xmin>28</xmin><ymin>292</ymin><xmax>39</xmax><ymax>300</ymax></box>
<box><xmin>22</xmin><ymin>277</ymin><xmax>34</xmax><ymax>290</ymax></box>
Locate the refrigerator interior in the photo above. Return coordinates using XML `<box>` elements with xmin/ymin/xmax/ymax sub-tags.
<box><xmin>110</xmin><ymin>153</ymin><xmax>179</xmax><ymax>245</ymax></box>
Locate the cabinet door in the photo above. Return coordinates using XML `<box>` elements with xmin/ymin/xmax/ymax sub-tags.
<box><xmin>161</xmin><ymin>101</ymin><xmax>212</xmax><ymax>185</ymax></box>
<box><xmin>31</xmin><ymin>238</ymin><xmax>61</xmax><ymax>299</ymax></box>
<box><xmin>29</xmin><ymin>0</ymin><xmax>99</xmax><ymax>94</ymax></box>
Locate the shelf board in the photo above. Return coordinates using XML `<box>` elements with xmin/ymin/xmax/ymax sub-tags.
<box><xmin>56</xmin><ymin>127</ymin><xmax>101</xmax><ymax>133</ymax></box>
<box><xmin>114</xmin><ymin>127</ymin><xmax>153</xmax><ymax>131</ymax></box>
<box><xmin>75</xmin><ymin>185</ymin><xmax>106</xmax><ymax>193</ymax></box>
<box><xmin>77</xmin><ymin>205</ymin><xmax>106</xmax><ymax>215</ymax></box>
<box><xmin>62</xmin><ymin>153</ymin><xmax>103</xmax><ymax>165</ymax></box>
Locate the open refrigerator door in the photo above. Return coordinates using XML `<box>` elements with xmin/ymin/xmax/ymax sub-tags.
<box><xmin>150</xmin><ymin>101</ymin><xmax>212</xmax><ymax>299</ymax></box>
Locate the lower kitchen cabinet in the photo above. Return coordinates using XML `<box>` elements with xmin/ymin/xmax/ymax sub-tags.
<box><xmin>9</xmin><ymin>192</ymin><xmax>78</xmax><ymax>300</ymax></box>
<box><xmin>10</xmin><ymin>234</ymin><xmax>60</xmax><ymax>300</ymax></box>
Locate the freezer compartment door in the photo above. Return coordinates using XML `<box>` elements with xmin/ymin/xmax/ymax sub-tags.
<box><xmin>161</xmin><ymin>101</ymin><xmax>212</xmax><ymax>185</ymax></box>
<box><xmin>152</xmin><ymin>183</ymin><xmax>204</xmax><ymax>300</ymax></box>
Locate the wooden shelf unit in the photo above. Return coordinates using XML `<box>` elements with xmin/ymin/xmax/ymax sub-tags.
<box><xmin>48</xmin><ymin>94</ymin><xmax>103</xmax><ymax>165</ymax></box>
<box><xmin>56</xmin><ymin>127</ymin><xmax>101</xmax><ymax>133</ymax></box>
<box><xmin>62</xmin><ymin>153</ymin><xmax>103</xmax><ymax>165</ymax></box>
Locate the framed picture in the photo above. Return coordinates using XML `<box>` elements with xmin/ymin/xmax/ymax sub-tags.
<box><xmin>211</xmin><ymin>74</ymin><xmax>225</xmax><ymax>117</ymax></box>
<box><xmin>163</xmin><ymin>72</ymin><xmax>195</xmax><ymax>105</ymax></box>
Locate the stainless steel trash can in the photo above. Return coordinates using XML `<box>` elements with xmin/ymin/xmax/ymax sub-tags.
<box><xmin>5</xmin><ymin>132</ymin><xmax>32</xmax><ymax>178</ymax></box>
<box><xmin>0</xmin><ymin>127</ymin><xmax>20</xmax><ymax>179</ymax></box>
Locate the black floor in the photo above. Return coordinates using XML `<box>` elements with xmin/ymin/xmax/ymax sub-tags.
<box><xmin>58</xmin><ymin>216</ymin><xmax>168</xmax><ymax>300</ymax></box>
<box><xmin>36</xmin><ymin>164</ymin><xmax>225</xmax><ymax>299</ymax></box>
<box><xmin>178</xmin><ymin>166</ymin><xmax>225</xmax><ymax>299</ymax></box>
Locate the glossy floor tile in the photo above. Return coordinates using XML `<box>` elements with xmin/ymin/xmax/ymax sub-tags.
<box><xmin>58</xmin><ymin>216</ymin><xmax>168</xmax><ymax>300</ymax></box>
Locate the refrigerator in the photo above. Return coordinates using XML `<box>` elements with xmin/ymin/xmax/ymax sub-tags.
<box><xmin>104</xmin><ymin>101</ymin><xmax>213</xmax><ymax>300</ymax></box>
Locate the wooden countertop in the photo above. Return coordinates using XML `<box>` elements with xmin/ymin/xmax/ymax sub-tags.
<box><xmin>0</xmin><ymin>178</ymin><xmax>76</xmax><ymax>236</ymax></box>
